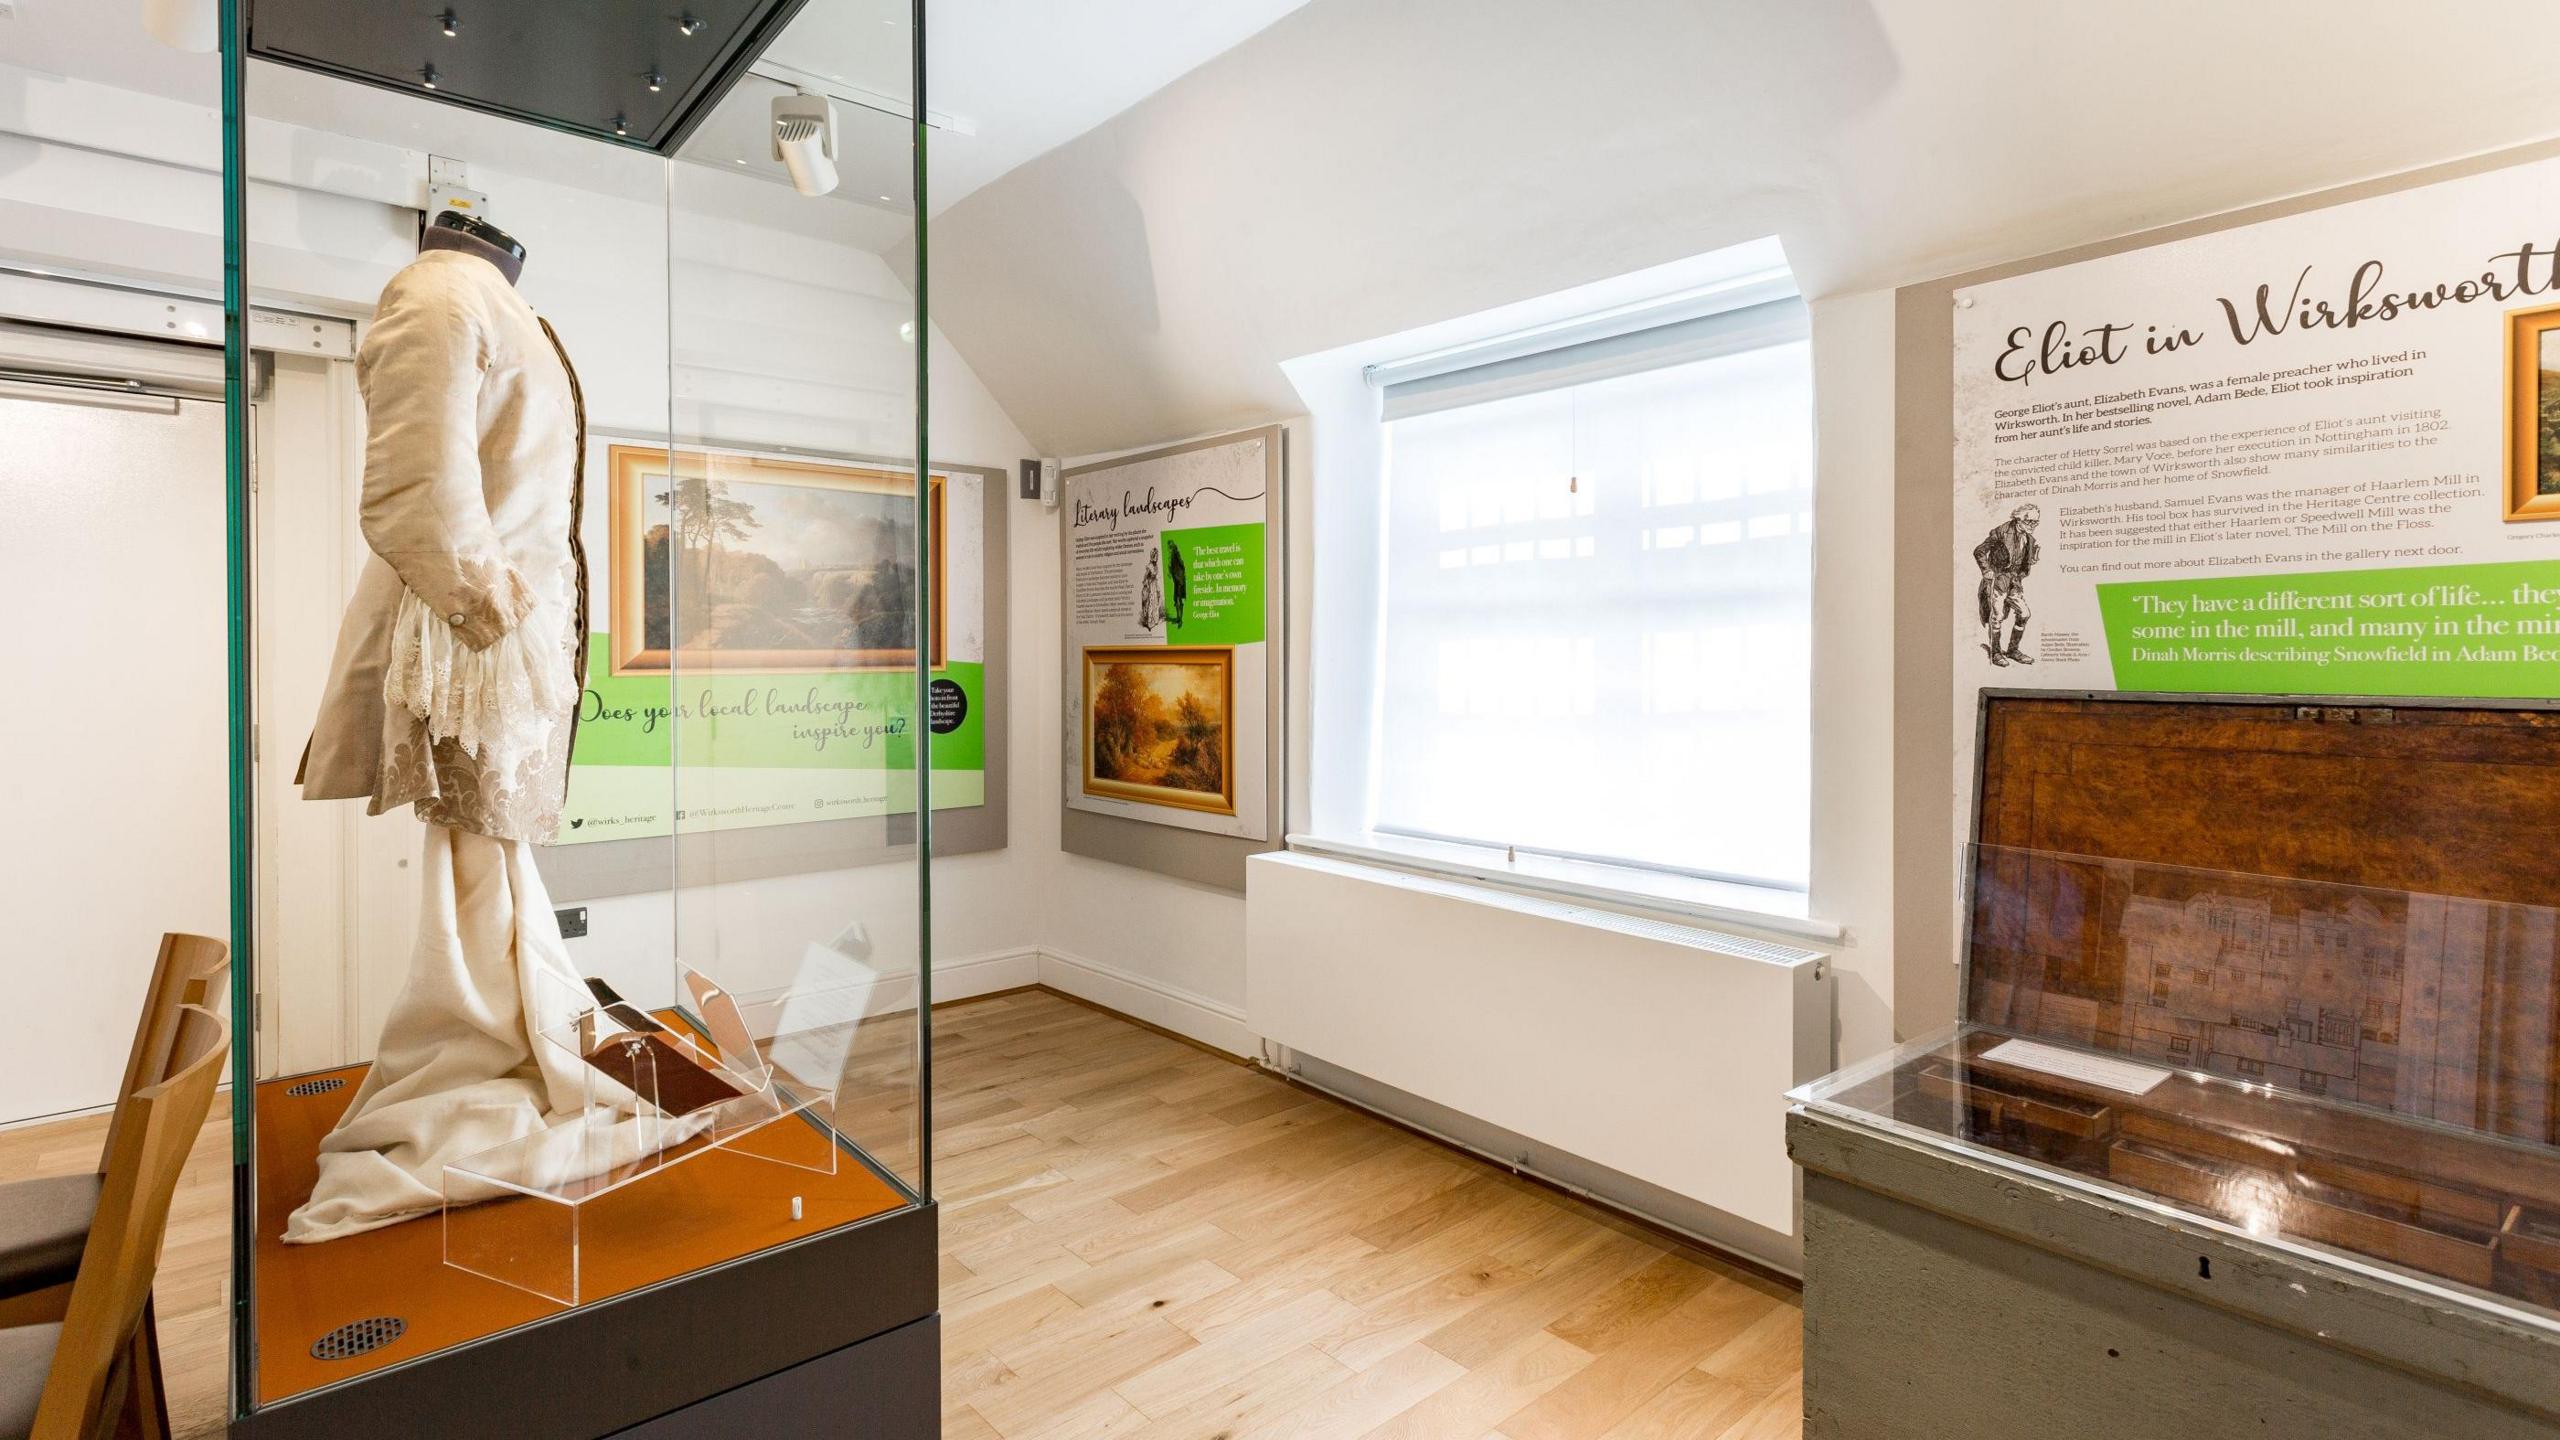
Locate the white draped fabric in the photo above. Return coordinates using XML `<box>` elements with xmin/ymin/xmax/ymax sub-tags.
<box><xmin>284</xmin><ymin>825</ymin><xmax>652</xmax><ymax>1243</ymax></box>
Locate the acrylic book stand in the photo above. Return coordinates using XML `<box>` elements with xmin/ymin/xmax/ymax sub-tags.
<box><xmin>439</xmin><ymin>951</ymin><xmax>882</xmax><ymax>1305</ymax></box>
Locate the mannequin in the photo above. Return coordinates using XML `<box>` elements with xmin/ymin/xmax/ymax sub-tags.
<box><xmin>286</xmin><ymin>208</ymin><xmax>660</xmax><ymax>1243</ymax></box>
<box><xmin>420</xmin><ymin>209</ymin><xmax>527</xmax><ymax>284</ymax></box>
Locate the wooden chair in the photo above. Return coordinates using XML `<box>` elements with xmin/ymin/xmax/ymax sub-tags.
<box><xmin>103</xmin><ymin>935</ymin><xmax>230</xmax><ymax>1166</ymax></box>
<box><xmin>0</xmin><ymin>934</ymin><xmax>227</xmax><ymax>1328</ymax></box>
<box><xmin>0</xmin><ymin>1003</ymin><xmax>227</xmax><ymax>1440</ymax></box>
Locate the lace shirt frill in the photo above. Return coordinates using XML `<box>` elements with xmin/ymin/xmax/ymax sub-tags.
<box><xmin>380</xmin><ymin>584</ymin><xmax>577</xmax><ymax>838</ymax></box>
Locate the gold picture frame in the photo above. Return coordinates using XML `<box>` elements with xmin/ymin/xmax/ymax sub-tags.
<box><xmin>1081</xmin><ymin>646</ymin><xmax>1236</xmax><ymax>816</ymax></box>
<box><xmin>607</xmin><ymin>443</ymin><xmax>946</xmax><ymax>674</ymax></box>
<box><xmin>2504</xmin><ymin>302</ymin><xmax>2560</xmax><ymax>523</ymax></box>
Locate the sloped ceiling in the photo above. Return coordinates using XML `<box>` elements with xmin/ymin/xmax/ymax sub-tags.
<box><xmin>0</xmin><ymin>0</ymin><xmax>1313</xmax><ymax>243</ymax></box>
<box><xmin>679</xmin><ymin>0</ymin><xmax>1315</xmax><ymax>215</ymax></box>
<box><xmin>909</xmin><ymin>0</ymin><xmax>2560</xmax><ymax>456</ymax></box>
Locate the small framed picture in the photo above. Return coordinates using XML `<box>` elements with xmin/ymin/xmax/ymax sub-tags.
<box><xmin>1081</xmin><ymin>646</ymin><xmax>1236</xmax><ymax>816</ymax></box>
<box><xmin>2505</xmin><ymin>302</ymin><xmax>2560</xmax><ymax>522</ymax></box>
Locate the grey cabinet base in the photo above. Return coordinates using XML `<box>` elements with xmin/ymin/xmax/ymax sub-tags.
<box><xmin>611</xmin><ymin>1315</ymin><xmax>939</xmax><ymax>1438</ymax></box>
<box><xmin>1803</xmin><ymin>1174</ymin><xmax>2555</xmax><ymax>1439</ymax></box>
<box><xmin>1790</xmin><ymin>1112</ymin><xmax>2560</xmax><ymax>1440</ymax></box>
<box><xmin>234</xmin><ymin>1198</ymin><xmax>939</xmax><ymax>1439</ymax></box>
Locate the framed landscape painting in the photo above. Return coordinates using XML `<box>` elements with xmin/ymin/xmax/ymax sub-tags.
<box><xmin>1081</xmin><ymin>646</ymin><xmax>1236</xmax><ymax>815</ymax></box>
<box><xmin>608</xmin><ymin>443</ymin><xmax>946</xmax><ymax>674</ymax></box>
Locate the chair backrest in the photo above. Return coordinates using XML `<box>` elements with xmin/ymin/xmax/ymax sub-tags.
<box><xmin>102</xmin><ymin>933</ymin><xmax>229</xmax><ymax>1169</ymax></box>
<box><xmin>34</xmin><ymin>1004</ymin><xmax>227</xmax><ymax>1440</ymax></box>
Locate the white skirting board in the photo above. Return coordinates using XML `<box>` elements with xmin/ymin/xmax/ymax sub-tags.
<box><xmin>914</xmin><ymin>948</ymin><xmax>1043</xmax><ymax>1008</ymax></box>
<box><xmin>1029</xmin><ymin>948</ymin><xmax>1258</xmax><ymax>1056</ymax></box>
<box><xmin>1244</xmin><ymin>852</ymin><xmax>1835</xmax><ymax>1242</ymax></box>
<box><xmin>919</xmin><ymin>945</ymin><xmax>1257</xmax><ymax>1057</ymax></box>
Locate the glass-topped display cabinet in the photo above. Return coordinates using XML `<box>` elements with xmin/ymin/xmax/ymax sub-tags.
<box><xmin>220</xmin><ymin>3</ymin><xmax>947</xmax><ymax>1434</ymax></box>
<box><xmin>1794</xmin><ymin>692</ymin><xmax>2560</xmax><ymax>1337</ymax></box>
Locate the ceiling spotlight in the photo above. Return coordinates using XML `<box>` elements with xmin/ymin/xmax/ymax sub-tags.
<box><xmin>438</xmin><ymin>9</ymin><xmax>459</xmax><ymax>37</ymax></box>
<box><xmin>770</xmin><ymin>91</ymin><xmax>838</xmax><ymax>198</ymax></box>
<box><xmin>141</xmin><ymin>0</ymin><xmax>219</xmax><ymax>52</ymax></box>
<box><xmin>612</xmin><ymin>113</ymin><xmax>630</xmax><ymax>137</ymax></box>
<box><xmin>647</xmin><ymin>69</ymin><xmax>666</xmax><ymax>92</ymax></box>
<box><xmin>421</xmin><ymin>64</ymin><xmax>440</xmax><ymax>90</ymax></box>
<box><xmin>677</xmin><ymin>12</ymin><xmax>703</xmax><ymax>36</ymax></box>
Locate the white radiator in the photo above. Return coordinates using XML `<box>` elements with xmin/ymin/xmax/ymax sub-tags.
<box><xmin>1244</xmin><ymin>852</ymin><xmax>1834</xmax><ymax>1241</ymax></box>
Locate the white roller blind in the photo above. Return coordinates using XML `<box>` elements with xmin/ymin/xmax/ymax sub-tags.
<box><xmin>1378</xmin><ymin>295</ymin><xmax>1807</xmax><ymax>421</ymax></box>
<box><xmin>1372</xmin><ymin>331</ymin><xmax>1813</xmax><ymax>890</ymax></box>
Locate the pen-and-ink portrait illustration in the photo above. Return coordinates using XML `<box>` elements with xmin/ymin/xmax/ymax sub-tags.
<box><xmin>1975</xmin><ymin>502</ymin><xmax>2040</xmax><ymax>667</ymax></box>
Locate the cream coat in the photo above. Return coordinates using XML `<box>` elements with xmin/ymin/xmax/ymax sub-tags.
<box><xmin>299</xmin><ymin>249</ymin><xmax>588</xmax><ymax>842</ymax></box>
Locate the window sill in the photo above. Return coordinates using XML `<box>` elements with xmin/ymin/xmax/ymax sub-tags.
<box><xmin>1283</xmin><ymin>831</ymin><xmax>1843</xmax><ymax>945</ymax></box>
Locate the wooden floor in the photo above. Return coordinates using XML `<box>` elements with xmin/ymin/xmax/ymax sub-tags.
<box><xmin>0</xmin><ymin>988</ymin><xmax>1801</xmax><ymax>1439</ymax></box>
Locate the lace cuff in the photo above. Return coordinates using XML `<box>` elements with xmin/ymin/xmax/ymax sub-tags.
<box><xmin>383</xmin><ymin>586</ymin><xmax>572</xmax><ymax>772</ymax></box>
<box><xmin>373</xmin><ymin>552</ymin><xmax>539</xmax><ymax>650</ymax></box>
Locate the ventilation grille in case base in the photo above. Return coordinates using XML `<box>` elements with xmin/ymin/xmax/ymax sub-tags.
<box><xmin>310</xmin><ymin>1316</ymin><xmax>405</xmax><ymax>1361</ymax></box>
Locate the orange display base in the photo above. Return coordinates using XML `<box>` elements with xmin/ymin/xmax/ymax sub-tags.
<box><xmin>251</xmin><ymin>1060</ymin><xmax>909</xmax><ymax>1406</ymax></box>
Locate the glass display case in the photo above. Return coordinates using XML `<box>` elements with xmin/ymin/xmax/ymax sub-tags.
<box><xmin>1796</xmin><ymin>691</ymin><xmax>2560</xmax><ymax>1340</ymax></box>
<box><xmin>218</xmin><ymin>2</ymin><xmax>943</xmax><ymax>1434</ymax></box>
<box><xmin>1798</xmin><ymin>844</ymin><xmax>2560</xmax><ymax>1330</ymax></box>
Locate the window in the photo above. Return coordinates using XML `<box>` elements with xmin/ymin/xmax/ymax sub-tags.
<box><xmin>1366</xmin><ymin>296</ymin><xmax>1814</xmax><ymax>892</ymax></box>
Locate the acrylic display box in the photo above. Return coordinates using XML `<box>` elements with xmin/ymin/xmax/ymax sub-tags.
<box><xmin>442</xmin><ymin>958</ymin><xmax>887</xmax><ymax>1307</ymax></box>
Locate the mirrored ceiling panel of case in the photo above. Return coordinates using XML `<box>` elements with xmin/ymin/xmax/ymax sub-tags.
<box><xmin>247</xmin><ymin>0</ymin><xmax>808</xmax><ymax>152</ymax></box>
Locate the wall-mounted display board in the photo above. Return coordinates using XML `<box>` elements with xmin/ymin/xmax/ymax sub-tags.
<box><xmin>1062</xmin><ymin>427</ymin><xmax>1285</xmax><ymax>889</ymax></box>
<box><xmin>543</xmin><ymin>438</ymin><xmax>1008</xmax><ymax>899</ymax></box>
<box><xmin>1950</xmin><ymin>153</ymin><xmax>2560</xmax><ymax>814</ymax></box>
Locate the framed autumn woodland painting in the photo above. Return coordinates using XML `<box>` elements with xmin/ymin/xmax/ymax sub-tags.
<box><xmin>1081</xmin><ymin>645</ymin><xmax>1236</xmax><ymax>816</ymax></box>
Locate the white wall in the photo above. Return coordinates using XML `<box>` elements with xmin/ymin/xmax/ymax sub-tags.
<box><xmin>0</xmin><ymin>58</ymin><xmax>1052</xmax><ymax>1089</ymax></box>
<box><xmin>1805</xmin><ymin>290</ymin><xmax>1898</xmax><ymax>1057</ymax></box>
<box><xmin>911</xmin><ymin>0</ymin><xmax>2560</xmax><ymax>1059</ymax></box>
<box><xmin>970</xmin><ymin>326</ymin><xmax>1901</xmax><ymax>1057</ymax></box>
<box><xmin>0</xmin><ymin>386</ymin><xmax>228</xmax><ymax>1123</ymax></box>
<box><xmin>20</xmin><ymin>1</ymin><xmax>2560</xmax><ymax>1101</ymax></box>
<box><xmin>910</xmin><ymin>8</ymin><xmax>1919</xmax><ymax>1063</ymax></box>
<box><xmin>567</xmin><ymin>188</ymin><xmax>1048</xmax><ymax>1017</ymax></box>
<box><xmin>912</xmin><ymin>0</ymin><xmax>2560</xmax><ymax>458</ymax></box>
<box><xmin>986</xmin><ymin>449</ymin><xmax>1260</xmax><ymax>1020</ymax></box>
